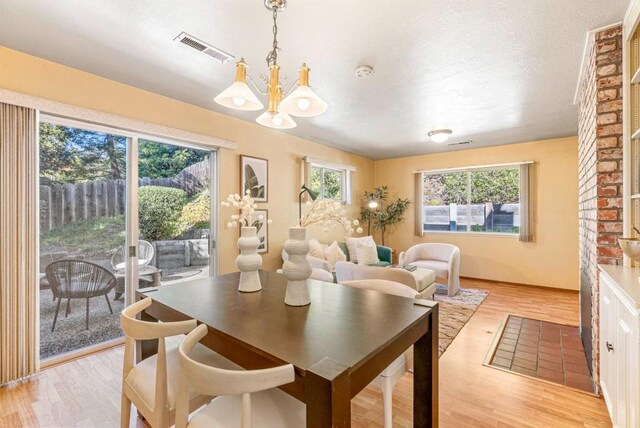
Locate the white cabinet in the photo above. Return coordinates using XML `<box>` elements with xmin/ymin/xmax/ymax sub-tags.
<box><xmin>599</xmin><ymin>266</ymin><xmax>640</xmax><ymax>428</ymax></box>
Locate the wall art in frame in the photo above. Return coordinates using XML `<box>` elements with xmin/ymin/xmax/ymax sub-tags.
<box><xmin>240</xmin><ymin>155</ymin><xmax>268</xmax><ymax>202</ymax></box>
<box><xmin>251</xmin><ymin>209</ymin><xmax>269</xmax><ymax>253</ymax></box>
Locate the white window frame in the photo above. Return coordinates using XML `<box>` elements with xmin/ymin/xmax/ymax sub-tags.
<box><xmin>304</xmin><ymin>157</ymin><xmax>355</xmax><ymax>205</ymax></box>
<box><xmin>422</xmin><ymin>164</ymin><xmax>522</xmax><ymax>237</ymax></box>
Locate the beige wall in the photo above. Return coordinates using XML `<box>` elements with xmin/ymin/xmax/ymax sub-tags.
<box><xmin>0</xmin><ymin>46</ymin><xmax>579</xmax><ymax>289</ymax></box>
<box><xmin>373</xmin><ymin>137</ymin><xmax>579</xmax><ymax>290</ymax></box>
<box><xmin>0</xmin><ymin>47</ymin><xmax>374</xmax><ymax>272</ymax></box>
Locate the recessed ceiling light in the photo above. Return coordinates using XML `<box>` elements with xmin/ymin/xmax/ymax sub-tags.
<box><xmin>428</xmin><ymin>129</ymin><xmax>453</xmax><ymax>144</ymax></box>
<box><xmin>354</xmin><ymin>65</ymin><xmax>374</xmax><ymax>78</ymax></box>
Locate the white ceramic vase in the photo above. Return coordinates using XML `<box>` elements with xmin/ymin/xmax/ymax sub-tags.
<box><xmin>236</xmin><ymin>226</ymin><xmax>262</xmax><ymax>293</ymax></box>
<box><xmin>282</xmin><ymin>227</ymin><xmax>312</xmax><ymax>306</ymax></box>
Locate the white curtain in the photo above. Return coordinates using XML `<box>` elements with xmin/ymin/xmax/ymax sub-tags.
<box><xmin>0</xmin><ymin>102</ymin><xmax>38</xmax><ymax>384</ymax></box>
<box><xmin>414</xmin><ymin>172</ymin><xmax>424</xmax><ymax>237</ymax></box>
<box><xmin>519</xmin><ymin>163</ymin><xmax>533</xmax><ymax>242</ymax></box>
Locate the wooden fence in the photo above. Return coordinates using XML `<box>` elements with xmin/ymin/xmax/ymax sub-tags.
<box><xmin>40</xmin><ymin>158</ymin><xmax>209</xmax><ymax>233</ymax></box>
<box><xmin>424</xmin><ymin>203</ymin><xmax>519</xmax><ymax>232</ymax></box>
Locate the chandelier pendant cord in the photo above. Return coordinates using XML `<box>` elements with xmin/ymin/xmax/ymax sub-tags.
<box><xmin>266</xmin><ymin>8</ymin><xmax>279</xmax><ymax>67</ymax></box>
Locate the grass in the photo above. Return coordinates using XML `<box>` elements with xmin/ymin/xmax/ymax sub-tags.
<box><xmin>41</xmin><ymin>215</ymin><xmax>126</xmax><ymax>257</ymax></box>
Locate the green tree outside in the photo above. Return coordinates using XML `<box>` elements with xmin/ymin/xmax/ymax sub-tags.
<box><xmin>424</xmin><ymin>169</ymin><xmax>519</xmax><ymax>205</ymax></box>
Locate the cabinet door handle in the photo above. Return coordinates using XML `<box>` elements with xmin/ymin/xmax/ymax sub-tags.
<box><xmin>606</xmin><ymin>341</ymin><xmax>614</xmax><ymax>352</ymax></box>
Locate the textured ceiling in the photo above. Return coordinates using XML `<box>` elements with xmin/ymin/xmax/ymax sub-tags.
<box><xmin>0</xmin><ymin>0</ymin><xmax>629</xmax><ymax>159</ymax></box>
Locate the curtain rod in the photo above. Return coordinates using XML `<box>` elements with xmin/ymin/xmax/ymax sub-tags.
<box><xmin>413</xmin><ymin>160</ymin><xmax>534</xmax><ymax>174</ymax></box>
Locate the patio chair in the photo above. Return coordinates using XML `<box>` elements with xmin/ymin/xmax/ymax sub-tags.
<box><xmin>111</xmin><ymin>240</ymin><xmax>159</xmax><ymax>300</ymax></box>
<box><xmin>110</xmin><ymin>240</ymin><xmax>155</xmax><ymax>273</ymax></box>
<box><xmin>45</xmin><ymin>259</ymin><xmax>117</xmax><ymax>331</ymax></box>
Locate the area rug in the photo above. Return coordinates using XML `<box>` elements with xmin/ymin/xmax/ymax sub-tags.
<box><xmin>433</xmin><ymin>285</ymin><xmax>489</xmax><ymax>356</ymax></box>
<box><xmin>39</xmin><ymin>289</ymin><xmax>124</xmax><ymax>359</ymax></box>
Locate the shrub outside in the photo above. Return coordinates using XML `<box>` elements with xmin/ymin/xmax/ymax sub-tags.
<box><xmin>138</xmin><ymin>186</ymin><xmax>187</xmax><ymax>241</ymax></box>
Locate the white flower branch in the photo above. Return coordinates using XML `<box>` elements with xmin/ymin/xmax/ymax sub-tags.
<box><xmin>299</xmin><ymin>200</ymin><xmax>363</xmax><ymax>237</ymax></box>
<box><xmin>221</xmin><ymin>190</ymin><xmax>273</xmax><ymax>229</ymax></box>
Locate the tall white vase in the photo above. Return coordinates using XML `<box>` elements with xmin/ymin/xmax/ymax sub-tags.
<box><xmin>236</xmin><ymin>226</ymin><xmax>262</xmax><ymax>293</ymax></box>
<box><xmin>282</xmin><ymin>226</ymin><xmax>312</xmax><ymax>306</ymax></box>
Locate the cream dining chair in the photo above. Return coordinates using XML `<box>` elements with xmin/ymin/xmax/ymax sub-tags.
<box><xmin>175</xmin><ymin>324</ymin><xmax>305</xmax><ymax>428</ymax></box>
<box><xmin>120</xmin><ymin>298</ymin><xmax>239</xmax><ymax>428</ymax></box>
<box><xmin>338</xmin><ymin>279</ymin><xmax>419</xmax><ymax>428</ymax></box>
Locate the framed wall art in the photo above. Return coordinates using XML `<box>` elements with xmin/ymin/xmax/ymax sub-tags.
<box><xmin>240</xmin><ymin>155</ymin><xmax>268</xmax><ymax>202</ymax></box>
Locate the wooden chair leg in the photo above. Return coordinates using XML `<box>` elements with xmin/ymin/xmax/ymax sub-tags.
<box><xmin>85</xmin><ymin>297</ymin><xmax>90</xmax><ymax>330</ymax></box>
<box><xmin>51</xmin><ymin>297</ymin><xmax>62</xmax><ymax>332</ymax></box>
<box><xmin>120</xmin><ymin>393</ymin><xmax>132</xmax><ymax>428</ymax></box>
<box><xmin>105</xmin><ymin>294</ymin><xmax>113</xmax><ymax>314</ymax></box>
<box><xmin>381</xmin><ymin>376</ymin><xmax>394</xmax><ymax>428</ymax></box>
<box><xmin>65</xmin><ymin>297</ymin><xmax>71</xmax><ymax>318</ymax></box>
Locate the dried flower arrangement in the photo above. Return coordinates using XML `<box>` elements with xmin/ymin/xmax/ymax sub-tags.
<box><xmin>221</xmin><ymin>190</ymin><xmax>272</xmax><ymax>228</ymax></box>
<box><xmin>299</xmin><ymin>200</ymin><xmax>363</xmax><ymax>237</ymax></box>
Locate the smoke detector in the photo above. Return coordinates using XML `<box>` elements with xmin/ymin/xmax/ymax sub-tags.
<box><xmin>174</xmin><ymin>32</ymin><xmax>234</xmax><ymax>64</ymax></box>
<box><xmin>354</xmin><ymin>65</ymin><xmax>374</xmax><ymax>78</ymax></box>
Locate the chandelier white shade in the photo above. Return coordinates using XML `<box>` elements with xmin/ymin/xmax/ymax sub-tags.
<box><xmin>213</xmin><ymin>0</ymin><xmax>326</xmax><ymax>130</ymax></box>
<box><xmin>256</xmin><ymin>110</ymin><xmax>297</xmax><ymax>129</ymax></box>
<box><xmin>280</xmin><ymin>84</ymin><xmax>327</xmax><ymax>117</ymax></box>
<box><xmin>214</xmin><ymin>81</ymin><xmax>264</xmax><ymax>111</ymax></box>
<box><xmin>280</xmin><ymin>65</ymin><xmax>327</xmax><ymax>117</ymax></box>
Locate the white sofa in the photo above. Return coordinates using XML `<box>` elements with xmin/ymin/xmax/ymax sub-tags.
<box><xmin>334</xmin><ymin>261</ymin><xmax>437</xmax><ymax>300</ymax></box>
<box><xmin>398</xmin><ymin>243</ymin><xmax>460</xmax><ymax>296</ymax></box>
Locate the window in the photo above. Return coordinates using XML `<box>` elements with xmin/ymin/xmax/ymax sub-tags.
<box><xmin>304</xmin><ymin>157</ymin><xmax>355</xmax><ymax>204</ymax></box>
<box><xmin>423</xmin><ymin>166</ymin><xmax>521</xmax><ymax>234</ymax></box>
<box><xmin>310</xmin><ymin>166</ymin><xmax>345</xmax><ymax>201</ymax></box>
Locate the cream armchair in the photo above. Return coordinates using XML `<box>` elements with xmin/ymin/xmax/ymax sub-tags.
<box><xmin>399</xmin><ymin>243</ymin><xmax>460</xmax><ymax>296</ymax></box>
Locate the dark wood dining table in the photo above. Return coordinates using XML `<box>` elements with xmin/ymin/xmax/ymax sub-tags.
<box><xmin>136</xmin><ymin>270</ymin><xmax>438</xmax><ymax>427</ymax></box>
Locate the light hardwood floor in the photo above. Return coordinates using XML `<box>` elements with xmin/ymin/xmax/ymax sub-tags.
<box><xmin>0</xmin><ymin>279</ymin><xmax>612</xmax><ymax>427</ymax></box>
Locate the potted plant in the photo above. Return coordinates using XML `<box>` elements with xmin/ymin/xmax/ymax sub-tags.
<box><xmin>360</xmin><ymin>186</ymin><xmax>410</xmax><ymax>246</ymax></box>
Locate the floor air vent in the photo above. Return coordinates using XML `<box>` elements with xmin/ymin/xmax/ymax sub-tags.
<box><xmin>174</xmin><ymin>32</ymin><xmax>234</xmax><ymax>64</ymax></box>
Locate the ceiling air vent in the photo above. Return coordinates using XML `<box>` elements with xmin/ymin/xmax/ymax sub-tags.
<box><xmin>447</xmin><ymin>140</ymin><xmax>472</xmax><ymax>146</ymax></box>
<box><xmin>174</xmin><ymin>32</ymin><xmax>234</xmax><ymax>64</ymax></box>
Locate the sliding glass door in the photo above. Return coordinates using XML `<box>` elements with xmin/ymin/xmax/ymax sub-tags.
<box><xmin>38</xmin><ymin>121</ymin><xmax>128</xmax><ymax>359</ymax></box>
<box><xmin>38</xmin><ymin>117</ymin><xmax>216</xmax><ymax>361</ymax></box>
<box><xmin>136</xmin><ymin>139</ymin><xmax>214</xmax><ymax>287</ymax></box>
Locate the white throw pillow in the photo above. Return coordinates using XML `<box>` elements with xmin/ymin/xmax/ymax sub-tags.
<box><xmin>346</xmin><ymin>236</ymin><xmax>376</xmax><ymax>263</ymax></box>
<box><xmin>356</xmin><ymin>243</ymin><xmax>380</xmax><ymax>265</ymax></box>
<box><xmin>308</xmin><ymin>238</ymin><xmax>325</xmax><ymax>260</ymax></box>
<box><xmin>324</xmin><ymin>241</ymin><xmax>347</xmax><ymax>269</ymax></box>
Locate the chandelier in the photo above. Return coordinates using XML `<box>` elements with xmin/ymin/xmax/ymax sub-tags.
<box><xmin>214</xmin><ymin>0</ymin><xmax>327</xmax><ymax>129</ymax></box>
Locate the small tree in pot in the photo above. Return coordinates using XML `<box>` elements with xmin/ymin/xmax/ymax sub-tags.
<box><xmin>360</xmin><ymin>186</ymin><xmax>410</xmax><ymax>246</ymax></box>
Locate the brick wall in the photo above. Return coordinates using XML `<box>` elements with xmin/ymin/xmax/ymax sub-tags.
<box><xmin>577</xmin><ymin>24</ymin><xmax>623</xmax><ymax>390</ymax></box>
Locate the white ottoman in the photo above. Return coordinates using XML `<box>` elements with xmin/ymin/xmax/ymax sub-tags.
<box><xmin>410</xmin><ymin>268</ymin><xmax>437</xmax><ymax>300</ymax></box>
